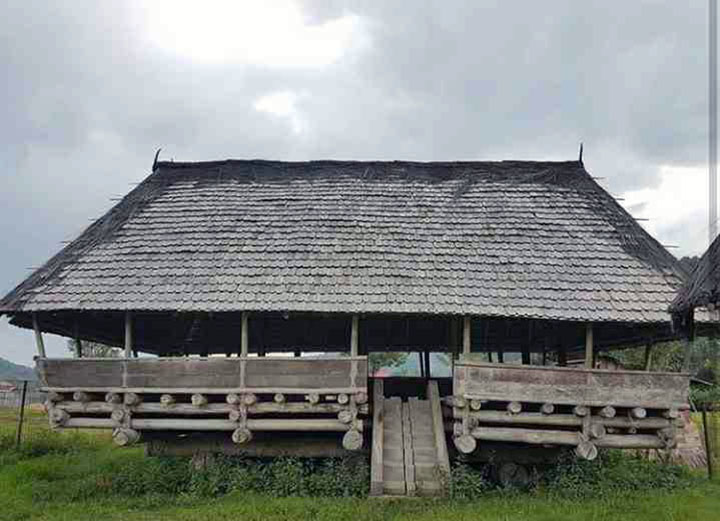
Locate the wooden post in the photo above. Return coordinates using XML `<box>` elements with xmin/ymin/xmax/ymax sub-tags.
<box><xmin>702</xmin><ymin>403</ymin><xmax>714</xmax><ymax>479</ymax></box>
<box><xmin>681</xmin><ymin>337</ymin><xmax>692</xmax><ymax>373</ymax></box>
<box><xmin>449</xmin><ymin>317</ymin><xmax>459</xmax><ymax>360</ymax></box>
<box><xmin>14</xmin><ymin>380</ymin><xmax>28</xmax><ymax>449</ymax></box>
<box><xmin>74</xmin><ymin>322</ymin><xmax>83</xmax><ymax>358</ymax></box>
<box><xmin>350</xmin><ymin>315</ymin><xmax>359</xmax><ymax>357</ymax></box>
<box><xmin>643</xmin><ymin>343</ymin><xmax>653</xmax><ymax>371</ymax></box>
<box><xmin>32</xmin><ymin>313</ymin><xmax>46</xmax><ymax>358</ymax></box>
<box><xmin>241</xmin><ymin>312</ymin><xmax>249</xmax><ymax>357</ymax></box>
<box><xmin>370</xmin><ymin>379</ymin><xmax>384</xmax><ymax>496</ymax></box>
<box><xmin>522</xmin><ymin>322</ymin><xmax>531</xmax><ymax>365</ymax></box>
<box><xmin>462</xmin><ymin>316</ymin><xmax>471</xmax><ymax>356</ymax></box>
<box><xmin>584</xmin><ymin>323</ymin><xmax>594</xmax><ymax>368</ymax></box>
<box><xmin>124</xmin><ymin>312</ymin><xmax>133</xmax><ymax>358</ymax></box>
<box><xmin>424</xmin><ymin>350</ymin><xmax>431</xmax><ymax>379</ymax></box>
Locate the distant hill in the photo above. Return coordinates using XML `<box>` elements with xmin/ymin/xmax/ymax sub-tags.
<box><xmin>0</xmin><ymin>358</ymin><xmax>36</xmax><ymax>381</ymax></box>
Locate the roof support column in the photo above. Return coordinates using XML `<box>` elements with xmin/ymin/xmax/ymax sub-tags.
<box><xmin>584</xmin><ymin>323</ymin><xmax>594</xmax><ymax>369</ymax></box>
<box><xmin>241</xmin><ymin>312</ymin><xmax>249</xmax><ymax>357</ymax></box>
<box><xmin>32</xmin><ymin>313</ymin><xmax>46</xmax><ymax>358</ymax></box>
<box><xmin>643</xmin><ymin>342</ymin><xmax>653</xmax><ymax>371</ymax></box>
<box><xmin>462</xmin><ymin>316</ymin><xmax>471</xmax><ymax>356</ymax></box>
<box><xmin>522</xmin><ymin>322</ymin><xmax>532</xmax><ymax>365</ymax></box>
<box><xmin>124</xmin><ymin>312</ymin><xmax>133</xmax><ymax>358</ymax></box>
<box><xmin>350</xmin><ymin>315</ymin><xmax>359</xmax><ymax>357</ymax></box>
<box><xmin>682</xmin><ymin>337</ymin><xmax>692</xmax><ymax>373</ymax></box>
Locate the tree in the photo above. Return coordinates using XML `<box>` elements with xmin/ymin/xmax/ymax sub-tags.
<box><xmin>368</xmin><ymin>352</ymin><xmax>410</xmax><ymax>374</ymax></box>
<box><xmin>609</xmin><ymin>337</ymin><xmax>719</xmax><ymax>382</ymax></box>
<box><xmin>66</xmin><ymin>339</ymin><xmax>122</xmax><ymax>358</ymax></box>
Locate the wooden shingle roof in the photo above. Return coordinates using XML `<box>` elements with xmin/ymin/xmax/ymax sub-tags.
<box><xmin>670</xmin><ymin>234</ymin><xmax>720</xmax><ymax>314</ymax></box>
<box><xmin>0</xmin><ymin>159</ymin><xmax>687</xmax><ymax>322</ymax></box>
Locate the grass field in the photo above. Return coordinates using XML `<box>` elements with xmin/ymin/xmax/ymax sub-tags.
<box><xmin>1</xmin><ymin>408</ymin><xmax>719</xmax><ymax>521</ymax></box>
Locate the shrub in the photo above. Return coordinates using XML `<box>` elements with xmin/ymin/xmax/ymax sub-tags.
<box><xmin>540</xmin><ymin>450</ymin><xmax>693</xmax><ymax>499</ymax></box>
<box><xmin>106</xmin><ymin>455</ymin><xmax>370</xmax><ymax>499</ymax></box>
<box><xmin>449</xmin><ymin>463</ymin><xmax>490</xmax><ymax>499</ymax></box>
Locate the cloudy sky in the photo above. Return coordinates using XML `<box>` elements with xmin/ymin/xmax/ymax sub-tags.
<box><xmin>0</xmin><ymin>1</ymin><xmax>715</xmax><ymax>365</ymax></box>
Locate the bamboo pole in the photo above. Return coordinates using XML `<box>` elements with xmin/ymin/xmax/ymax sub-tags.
<box><xmin>32</xmin><ymin>313</ymin><xmax>46</xmax><ymax>358</ymax></box>
<box><xmin>585</xmin><ymin>323</ymin><xmax>594</xmax><ymax>368</ymax></box>
<box><xmin>124</xmin><ymin>312</ymin><xmax>133</xmax><ymax>358</ymax></box>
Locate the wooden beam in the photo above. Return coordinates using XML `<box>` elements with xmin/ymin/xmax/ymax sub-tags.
<box><xmin>350</xmin><ymin>315</ymin><xmax>359</xmax><ymax>356</ymax></box>
<box><xmin>240</xmin><ymin>312</ymin><xmax>249</xmax><ymax>357</ymax></box>
<box><xmin>32</xmin><ymin>313</ymin><xmax>46</xmax><ymax>358</ymax></box>
<box><xmin>124</xmin><ymin>312</ymin><xmax>133</xmax><ymax>358</ymax></box>
<box><xmin>370</xmin><ymin>379</ymin><xmax>384</xmax><ymax>496</ymax></box>
<box><xmin>584</xmin><ymin>323</ymin><xmax>594</xmax><ymax>368</ymax></box>
<box><xmin>427</xmin><ymin>381</ymin><xmax>451</xmax><ymax>475</ymax></box>
<box><xmin>462</xmin><ymin>316</ymin><xmax>471</xmax><ymax>355</ymax></box>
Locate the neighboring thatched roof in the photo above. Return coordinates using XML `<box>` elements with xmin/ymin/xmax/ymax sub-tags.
<box><xmin>0</xmin><ymin>159</ymin><xmax>687</xmax><ymax>323</ymax></box>
<box><xmin>671</xmin><ymin>234</ymin><xmax>720</xmax><ymax>314</ymax></box>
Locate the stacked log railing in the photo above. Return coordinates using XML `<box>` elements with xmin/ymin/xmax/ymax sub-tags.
<box><xmin>46</xmin><ymin>389</ymin><xmax>368</xmax><ymax>449</ymax></box>
<box><xmin>38</xmin><ymin>356</ymin><xmax>368</xmax><ymax>451</ymax></box>
<box><xmin>450</xmin><ymin>360</ymin><xmax>689</xmax><ymax>460</ymax></box>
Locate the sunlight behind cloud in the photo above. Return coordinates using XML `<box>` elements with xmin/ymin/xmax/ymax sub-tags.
<box><xmin>254</xmin><ymin>91</ymin><xmax>305</xmax><ymax>134</ymax></box>
<box><xmin>140</xmin><ymin>0</ymin><xmax>367</xmax><ymax>67</ymax></box>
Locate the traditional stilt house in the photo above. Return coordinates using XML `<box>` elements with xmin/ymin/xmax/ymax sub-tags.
<box><xmin>0</xmin><ymin>159</ymin><xmax>691</xmax><ymax>495</ymax></box>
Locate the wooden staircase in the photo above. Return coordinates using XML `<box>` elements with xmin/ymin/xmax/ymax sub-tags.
<box><xmin>370</xmin><ymin>380</ymin><xmax>451</xmax><ymax>496</ymax></box>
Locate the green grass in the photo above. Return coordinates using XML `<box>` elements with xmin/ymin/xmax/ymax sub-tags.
<box><xmin>1</xmin><ymin>409</ymin><xmax>719</xmax><ymax>521</ymax></box>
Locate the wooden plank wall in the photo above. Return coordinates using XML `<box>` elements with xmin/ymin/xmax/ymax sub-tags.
<box><xmin>38</xmin><ymin>357</ymin><xmax>368</xmax><ymax>393</ymax></box>
<box><xmin>454</xmin><ymin>361</ymin><xmax>689</xmax><ymax>409</ymax></box>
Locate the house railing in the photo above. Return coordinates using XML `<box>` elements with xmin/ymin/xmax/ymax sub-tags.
<box><xmin>449</xmin><ymin>359</ymin><xmax>689</xmax><ymax>459</ymax></box>
<box><xmin>38</xmin><ymin>356</ymin><xmax>368</xmax><ymax>450</ymax></box>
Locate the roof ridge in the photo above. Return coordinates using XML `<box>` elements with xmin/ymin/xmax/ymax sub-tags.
<box><xmin>154</xmin><ymin>158</ymin><xmax>583</xmax><ymax>169</ymax></box>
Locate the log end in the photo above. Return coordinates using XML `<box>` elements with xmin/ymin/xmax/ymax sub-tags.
<box><xmin>342</xmin><ymin>429</ymin><xmax>363</xmax><ymax>451</ymax></box>
<box><xmin>231</xmin><ymin>427</ymin><xmax>253</xmax><ymax>445</ymax></box>
<box><xmin>453</xmin><ymin>434</ymin><xmax>477</xmax><ymax>454</ymax></box>
<box><xmin>113</xmin><ymin>428</ymin><xmax>140</xmax><ymax>447</ymax></box>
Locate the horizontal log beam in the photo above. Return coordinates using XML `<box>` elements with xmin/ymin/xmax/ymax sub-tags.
<box><xmin>467</xmin><ymin>411</ymin><xmax>672</xmax><ymax>429</ymax></box>
<box><xmin>595</xmin><ymin>434</ymin><xmax>665</xmax><ymax>449</ymax></box>
<box><xmin>471</xmin><ymin>426</ymin><xmax>580</xmax><ymax>446</ymax></box>
<box><xmin>52</xmin><ymin>401</ymin><xmax>368</xmax><ymax>416</ymax></box>
<box><xmin>63</xmin><ymin>417</ymin><xmax>362</xmax><ymax>432</ymax></box>
<box><xmin>469</xmin><ymin>426</ymin><xmax>668</xmax><ymax>449</ymax></box>
<box><xmin>146</xmin><ymin>435</ymin><xmax>360</xmax><ymax>458</ymax></box>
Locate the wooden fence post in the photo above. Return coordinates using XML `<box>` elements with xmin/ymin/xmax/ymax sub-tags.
<box><xmin>15</xmin><ymin>381</ymin><xmax>28</xmax><ymax>449</ymax></box>
<box><xmin>702</xmin><ymin>403</ymin><xmax>714</xmax><ymax>480</ymax></box>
